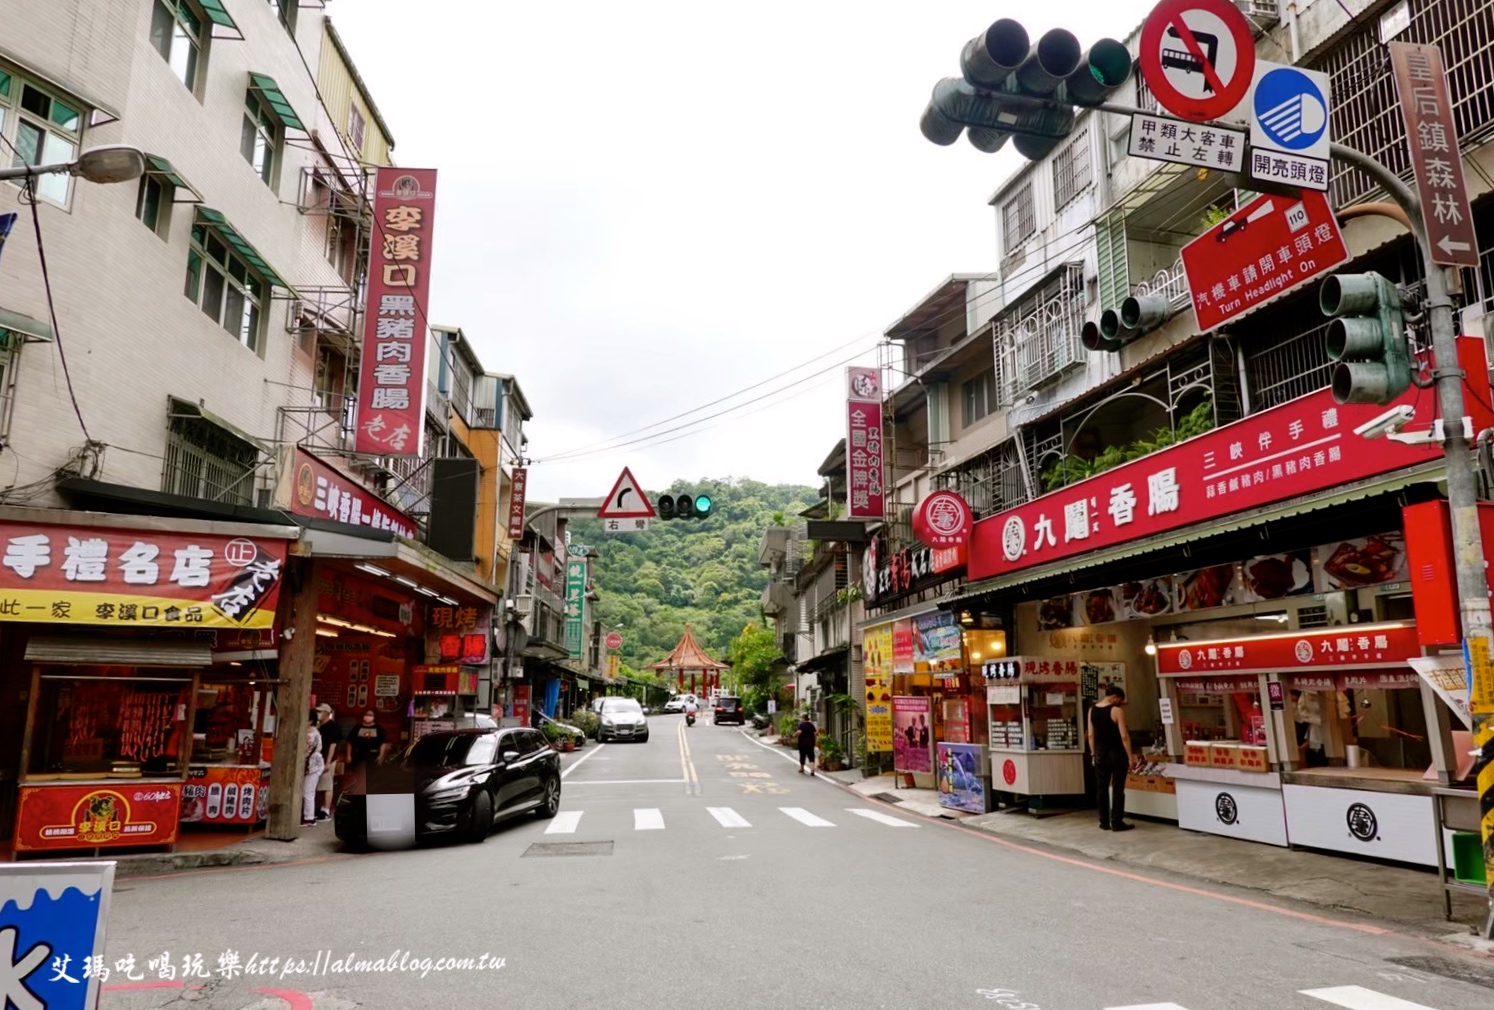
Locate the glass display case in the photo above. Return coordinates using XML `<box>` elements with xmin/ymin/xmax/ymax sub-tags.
<box><xmin>982</xmin><ymin>657</ymin><xmax>1086</xmax><ymax>797</ymax></box>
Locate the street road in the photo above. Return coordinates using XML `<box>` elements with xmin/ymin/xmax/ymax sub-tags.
<box><xmin>96</xmin><ymin>714</ymin><xmax>1493</xmax><ymax>1009</ymax></box>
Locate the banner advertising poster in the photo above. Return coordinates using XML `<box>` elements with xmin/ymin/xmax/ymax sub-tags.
<box><xmin>892</xmin><ymin>695</ymin><xmax>933</xmax><ymax>774</ymax></box>
<box><xmin>937</xmin><ymin>742</ymin><xmax>987</xmax><ymax>813</ymax></box>
<box><xmin>892</xmin><ymin>619</ymin><xmax>915</xmax><ymax>674</ymax></box>
<box><xmin>912</xmin><ymin>611</ymin><xmax>964</xmax><ymax>667</ymax></box>
<box><xmin>863</xmin><ymin>623</ymin><xmax>894</xmax><ymax>753</ymax></box>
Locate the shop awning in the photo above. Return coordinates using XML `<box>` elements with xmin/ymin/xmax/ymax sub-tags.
<box><xmin>195</xmin><ymin>208</ymin><xmax>295</xmax><ymax>292</ymax></box>
<box><xmin>0</xmin><ymin>306</ymin><xmax>54</xmax><ymax>345</ymax></box>
<box><xmin>144</xmin><ymin>154</ymin><xmax>203</xmax><ymax>203</ymax></box>
<box><xmin>248</xmin><ymin>72</ymin><xmax>307</xmax><ymax>132</ymax></box>
<box><xmin>25</xmin><ymin>637</ymin><xmax>213</xmax><ymax>668</ymax></box>
<box><xmin>794</xmin><ymin>645</ymin><xmax>848</xmax><ymax>674</ymax></box>
<box><xmin>197</xmin><ymin>0</ymin><xmax>241</xmax><ymax>34</ymax></box>
<box><xmin>944</xmin><ymin>462</ymin><xmax>1444</xmax><ymax>606</ymax></box>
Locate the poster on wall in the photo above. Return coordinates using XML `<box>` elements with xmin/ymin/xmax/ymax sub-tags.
<box><xmin>892</xmin><ymin>619</ymin><xmax>915</xmax><ymax>674</ymax></box>
<box><xmin>1175</xmin><ymin>564</ymin><xmax>1240</xmax><ymax>612</ymax></box>
<box><xmin>1078</xmin><ymin>587</ymin><xmax>1121</xmax><ymax>626</ymax></box>
<box><xmin>912</xmin><ymin>611</ymin><xmax>963</xmax><ymax>667</ymax></box>
<box><xmin>863</xmin><ymin>623</ymin><xmax>895</xmax><ymax>753</ymax></box>
<box><xmin>937</xmin><ymin>742</ymin><xmax>987</xmax><ymax>813</ymax></box>
<box><xmin>1314</xmin><ymin>532</ymin><xmax>1407</xmax><ymax>591</ymax></box>
<box><xmin>181</xmin><ymin>765</ymin><xmax>270</xmax><ymax>825</ymax></box>
<box><xmin>1037</xmin><ymin>597</ymin><xmax>1075</xmax><ymax>630</ymax></box>
<box><xmin>892</xmin><ymin>695</ymin><xmax>933</xmax><ymax>774</ymax></box>
<box><xmin>1239</xmin><ymin>550</ymin><xmax>1313</xmax><ymax>603</ymax></box>
<box><xmin>1121</xmin><ymin>576</ymin><xmax>1174</xmax><ymax>618</ymax></box>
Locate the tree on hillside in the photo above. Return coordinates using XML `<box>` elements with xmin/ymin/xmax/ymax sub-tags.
<box><xmin>728</xmin><ymin>622</ymin><xmax>781</xmax><ymax>713</ymax></box>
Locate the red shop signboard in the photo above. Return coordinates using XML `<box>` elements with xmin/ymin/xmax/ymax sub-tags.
<box><xmin>1157</xmin><ymin>623</ymin><xmax>1420</xmax><ymax>676</ymax></box>
<box><xmin>969</xmin><ymin>338</ymin><xmax>1492</xmax><ymax>582</ymax></box>
<box><xmin>15</xmin><ymin>782</ymin><xmax>183</xmax><ymax>851</ymax></box>
<box><xmin>288</xmin><ymin>448</ymin><xmax>418</xmax><ymax>539</ymax></box>
<box><xmin>0</xmin><ymin>522</ymin><xmax>288</xmax><ymax>630</ymax></box>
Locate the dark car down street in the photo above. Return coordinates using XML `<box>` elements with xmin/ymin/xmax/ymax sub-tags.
<box><xmin>334</xmin><ymin>727</ymin><xmax>560</xmax><ymax>848</ymax></box>
<box><xmin>713</xmin><ymin>696</ymin><xmax>745</xmax><ymax>725</ymax></box>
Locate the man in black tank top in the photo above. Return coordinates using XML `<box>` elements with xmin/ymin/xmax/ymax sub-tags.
<box><xmin>1087</xmin><ymin>686</ymin><xmax>1135</xmax><ymax>831</ymax></box>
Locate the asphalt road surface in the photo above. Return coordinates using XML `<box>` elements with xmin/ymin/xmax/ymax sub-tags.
<box><xmin>93</xmin><ymin>713</ymin><xmax>1494</xmax><ymax>1010</ymax></box>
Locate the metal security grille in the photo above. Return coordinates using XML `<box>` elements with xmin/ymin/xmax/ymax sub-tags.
<box><xmin>993</xmin><ymin>263</ymin><xmax>1087</xmax><ymax>399</ymax></box>
<box><xmin>1052</xmin><ymin>130</ymin><xmax>1091</xmax><ymax>211</ymax></box>
<box><xmin>162</xmin><ymin>415</ymin><xmax>258</xmax><ymax>505</ymax></box>
<box><xmin>1312</xmin><ymin>0</ymin><xmax>1494</xmax><ymax>206</ymax></box>
<box><xmin>935</xmin><ymin>438</ymin><xmax>1030</xmax><ymax>516</ymax></box>
<box><xmin>1002</xmin><ymin>182</ymin><xmax>1036</xmax><ymax>253</ymax></box>
<box><xmin>1245</xmin><ymin>320</ymin><xmax>1333</xmax><ymax>410</ymax></box>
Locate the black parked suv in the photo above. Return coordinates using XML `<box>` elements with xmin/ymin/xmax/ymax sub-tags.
<box><xmin>713</xmin><ymin>696</ymin><xmax>745</xmax><ymax>725</ymax></box>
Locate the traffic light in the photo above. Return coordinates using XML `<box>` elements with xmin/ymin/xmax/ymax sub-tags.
<box><xmin>1080</xmin><ymin>296</ymin><xmax>1173</xmax><ymax>354</ymax></box>
<box><xmin>921</xmin><ymin>19</ymin><xmax>1131</xmax><ymax>161</ymax></box>
<box><xmin>1319</xmin><ymin>272</ymin><xmax>1409</xmax><ymax>405</ymax></box>
<box><xmin>657</xmin><ymin>492</ymin><xmax>714</xmax><ymax>521</ymax></box>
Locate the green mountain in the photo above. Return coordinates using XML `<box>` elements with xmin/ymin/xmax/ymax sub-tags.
<box><xmin>567</xmin><ymin>478</ymin><xmax>818</xmax><ymax>672</ymax></box>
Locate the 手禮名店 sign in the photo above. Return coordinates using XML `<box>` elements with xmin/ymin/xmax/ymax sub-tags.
<box><xmin>0</xmin><ymin>523</ymin><xmax>288</xmax><ymax>629</ymax></box>
<box><xmin>965</xmin><ymin>350</ymin><xmax>1494</xmax><ymax>583</ymax></box>
<box><xmin>1156</xmin><ymin>623</ymin><xmax>1420</xmax><ymax>676</ymax></box>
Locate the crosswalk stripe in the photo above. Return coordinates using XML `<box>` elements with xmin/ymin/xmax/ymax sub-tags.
<box><xmin>545</xmin><ymin>811</ymin><xmax>584</xmax><ymax>834</ymax></box>
<box><xmin>1104</xmin><ymin>1004</ymin><xmax>1190</xmax><ymax>1009</ymax></box>
<box><xmin>846</xmin><ymin>807</ymin><xmax>919</xmax><ymax>828</ymax></box>
<box><xmin>707</xmin><ymin>807</ymin><xmax>752</xmax><ymax>828</ymax></box>
<box><xmin>1300</xmin><ymin>986</ymin><xmax>1441</xmax><ymax>1010</ymax></box>
<box><xmin>779</xmin><ymin>807</ymin><xmax>835</xmax><ymax>827</ymax></box>
<box><xmin>634</xmin><ymin>808</ymin><xmax>665</xmax><ymax>831</ymax></box>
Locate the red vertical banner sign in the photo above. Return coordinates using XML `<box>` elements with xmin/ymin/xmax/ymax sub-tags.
<box><xmin>355</xmin><ymin>167</ymin><xmax>440</xmax><ymax>456</ymax></box>
<box><xmin>506</xmin><ymin>467</ymin><xmax>529</xmax><ymax>540</ymax></box>
<box><xmin>846</xmin><ymin>366</ymin><xmax>885</xmax><ymax>521</ymax></box>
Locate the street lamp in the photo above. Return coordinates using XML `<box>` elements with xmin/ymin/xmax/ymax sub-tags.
<box><xmin>0</xmin><ymin>145</ymin><xmax>146</xmax><ymax>186</ymax></box>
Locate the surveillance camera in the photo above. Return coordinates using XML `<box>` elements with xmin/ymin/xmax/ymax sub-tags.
<box><xmin>1353</xmin><ymin>404</ymin><xmax>1415</xmax><ymax>439</ymax></box>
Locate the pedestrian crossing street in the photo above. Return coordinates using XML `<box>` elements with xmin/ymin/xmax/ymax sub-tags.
<box><xmin>543</xmin><ymin>805</ymin><xmax>920</xmax><ymax>834</ymax></box>
<box><xmin>1109</xmin><ymin>985</ymin><xmax>1449</xmax><ymax>1010</ymax></box>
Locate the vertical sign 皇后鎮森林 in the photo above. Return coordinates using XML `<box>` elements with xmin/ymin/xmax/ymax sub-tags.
<box><xmin>846</xmin><ymin>367</ymin><xmax>884</xmax><ymax>521</ymax></box>
<box><xmin>1388</xmin><ymin>42</ymin><xmax>1478</xmax><ymax>268</ymax></box>
<box><xmin>564</xmin><ymin>559</ymin><xmax>586</xmax><ymax>658</ymax></box>
<box><xmin>506</xmin><ymin>467</ymin><xmax>528</xmax><ymax>541</ymax></box>
<box><xmin>356</xmin><ymin>168</ymin><xmax>439</xmax><ymax>456</ymax></box>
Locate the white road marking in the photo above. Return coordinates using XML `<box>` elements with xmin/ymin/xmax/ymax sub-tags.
<box><xmin>847</xmin><ymin>807</ymin><xmax>919</xmax><ymax>828</ymax></box>
<box><xmin>739</xmin><ymin>729</ymin><xmax>807</xmax><ymax>767</ymax></box>
<box><xmin>779</xmin><ymin>807</ymin><xmax>835</xmax><ymax>827</ymax></box>
<box><xmin>707</xmin><ymin>807</ymin><xmax>752</xmax><ymax>828</ymax></box>
<box><xmin>559</xmin><ymin>743</ymin><xmax>606</xmax><ymax>779</ymax></box>
<box><xmin>563</xmin><ymin>779</ymin><xmax>686</xmax><ymax>785</ymax></box>
<box><xmin>634</xmin><ymin>808</ymin><xmax>665</xmax><ymax>831</ymax></box>
<box><xmin>544</xmin><ymin>811</ymin><xmax>583</xmax><ymax>834</ymax></box>
<box><xmin>1300</xmin><ymin>987</ymin><xmax>1442</xmax><ymax>1010</ymax></box>
<box><xmin>1104</xmin><ymin>1004</ymin><xmax>1191</xmax><ymax>1009</ymax></box>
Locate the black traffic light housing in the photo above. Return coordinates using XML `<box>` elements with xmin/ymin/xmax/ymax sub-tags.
<box><xmin>657</xmin><ymin>492</ymin><xmax>714</xmax><ymax>521</ymax></box>
<box><xmin>1319</xmin><ymin>272</ymin><xmax>1409</xmax><ymax>405</ymax></box>
<box><xmin>922</xmin><ymin>19</ymin><xmax>1132</xmax><ymax>161</ymax></box>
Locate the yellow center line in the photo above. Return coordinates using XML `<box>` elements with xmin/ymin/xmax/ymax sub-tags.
<box><xmin>677</xmin><ymin>718</ymin><xmax>700</xmax><ymax>795</ymax></box>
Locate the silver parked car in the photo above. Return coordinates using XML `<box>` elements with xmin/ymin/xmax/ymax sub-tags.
<box><xmin>597</xmin><ymin>697</ymin><xmax>649</xmax><ymax>742</ymax></box>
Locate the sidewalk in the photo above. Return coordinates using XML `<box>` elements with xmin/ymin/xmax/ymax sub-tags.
<box><xmin>825</xmin><ymin>770</ymin><xmax>1493</xmax><ymax>946</ymax></box>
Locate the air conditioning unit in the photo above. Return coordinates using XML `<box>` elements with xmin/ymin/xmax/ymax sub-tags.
<box><xmin>1236</xmin><ymin>0</ymin><xmax>1280</xmax><ymax>28</ymax></box>
<box><xmin>512</xmin><ymin>595</ymin><xmax>533</xmax><ymax>616</ymax></box>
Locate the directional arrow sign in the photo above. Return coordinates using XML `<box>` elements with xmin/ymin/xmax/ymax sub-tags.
<box><xmin>1139</xmin><ymin>0</ymin><xmax>1257</xmax><ymax>123</ymax></box>
<box><xmin>597</xmin><ymin>466</ymin><xmax>656</xmax><ymax>519</ymax></box>
<box><xmin>1389</xmin><ymin>42</ymin><xmax>1478</xmax><ymax>268</ymax></box>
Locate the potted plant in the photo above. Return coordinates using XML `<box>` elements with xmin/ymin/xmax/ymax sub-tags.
<box><xmin>818</xmin><ymin>736</ymin><xmax>846</xmax><ymax>772</ymax></box>
<box><xmin>778</xmin><ymin>713</ymin><xmax>799</xmax><ymax>746</ymax></box>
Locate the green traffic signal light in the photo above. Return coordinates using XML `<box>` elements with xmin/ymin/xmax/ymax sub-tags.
<box><xmin>694</xmin><ymin>494</ymin><xmax>713</xmax><ymax>518</ymax></box>
<box><xmin>1320</xmin><ymin>272</ymin><xmax>1408</xmax><ymax>405</ymax></box>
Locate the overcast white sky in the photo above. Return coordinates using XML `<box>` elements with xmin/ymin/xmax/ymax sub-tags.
<box><xmin>333</xmin><ymin>1</ymin><xmax>1157</xmax><ymax>501</ymax></box>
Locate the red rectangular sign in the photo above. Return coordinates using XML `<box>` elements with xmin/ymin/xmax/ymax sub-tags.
<box><xmin>15</xmin><ymin>782</ymin><xmax>183</xmax><ymax>851</ymax></box>
<box><xmin>1157</xmin><ymin>623</ymin><xmax>1420</xmax><ymax>676</ymax></box>
<box><xmin>1181</xmin><ymin>189</ymin><xmax>1349</xmax><ymax>333</ymax></box>
<box><xmin>1389</xmin><ymin>43</ymin><xmax>1478</xmax><ymax>268</ymax></box>
<box><xmin>0</xmin><ymin>522</ymin><xmax>288</xmax><ymax>629</ymax></box>
<box><xmin>182</xmin><ymin>765</ymin><xmax>268</xmax><ymax>825</ymax></box>
<box><xmin>847</xmin><ymin>367</ymin><xmax>885</xmax><ymax>521</ymax></box>
<box><xmin>289</xmin><ymin>448</ymin><xmax>418</xmax><ymax>538</ymax></box>
<box><xmin>965</xmin><ymin>344</ymin><xmax>1494</xmax><ymax>582</ymax></box>
<box><xmin>355</xmin><ymin>167</ymin><xmax>439</xmax><ymax>456</ymax></box>
<box><xmin>507</xmin><ymin>467</ymin><xmax>529</xmax><ymax>540</ymax></box>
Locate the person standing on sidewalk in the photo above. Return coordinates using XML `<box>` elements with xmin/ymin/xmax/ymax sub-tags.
<box><xmin>314</xmin><ymin>703</ymin><xmax>342</xmax><ymax>820</ymax></box>
<box><xmin>303</xmin><ymin>712</ymin><xmax>325</xmax><ymax>827</ymax></box>
<box><xmin>1087</xmin><ymin>686</ymin><xmax>1134</xmax><ymax>832</ymax></box>
<box><xmin>795</xmin><ymin>714</ymin><xmax>818</xmax><ymax>776</ymax></box>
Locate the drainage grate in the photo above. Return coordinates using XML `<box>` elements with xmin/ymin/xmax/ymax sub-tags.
<box><xmin>1386</xmin><ymin>955</ymin><xmax>1494</xmax><ymax>992</ymax></box>
<box><xmin>521</xmin><ymin>841</ymin><xmax>613</xmax><ymax>858</ymax></box>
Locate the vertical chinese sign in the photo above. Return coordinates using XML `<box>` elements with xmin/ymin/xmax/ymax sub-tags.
<box><xmin>563</xmin><ymin>559</ymin><xmax>586</xmax><ymax>658</ymax></box>
<box><xmin>1388</xmin><ymin>43</ymin><xmax>1478</xmax><ymax>268</ymax></box>
<box><xmin>506</xmin><ymin>467</ymin><xmax>529</xmax><ymax>541</ymax></box>
<box><xmin>846</xmin><ymin>366</ymin><xmax>885</xmax><ymax>521</ymax></box>
<box><xmin>863</xmin><ymin>622</ymin><xmax>894</xmax><ymax>753</ymax></box>
<box><xmin>356</xmin><ymin>167</ymin><xmax>440</xmax><ymax>456</ymax></box>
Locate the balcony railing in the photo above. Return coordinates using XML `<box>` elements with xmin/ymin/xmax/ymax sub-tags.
<box><xmin>994</xmin><ymin>263</ymin><xmax>1086</xmax><ymax>402</ymax></box>
<box><xmin>1131</xmin><ymin>257</ymin><xmax>1192</xmax><ymax>311</ymax></box>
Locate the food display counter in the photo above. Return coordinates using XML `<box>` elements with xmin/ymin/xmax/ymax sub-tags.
<box><xmin>1281</xmin><ymin>767</ymin><xmax>1440</xmax><ymax>867</ymax></box>
<box><xmin>182</xmin><ymin>678</ymin><xmax>273</xmax><ymax>826</ymax></box>
<box><xmin>983</xmin><ymin>658</ymin><xmax>1085</xmax><ymax>797</ymax></box>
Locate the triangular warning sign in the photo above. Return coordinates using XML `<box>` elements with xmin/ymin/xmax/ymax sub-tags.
<box><xmin>597</xmin><ymin>466</ymin><xmax>656</xmax><ymax>519</ymax></box>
